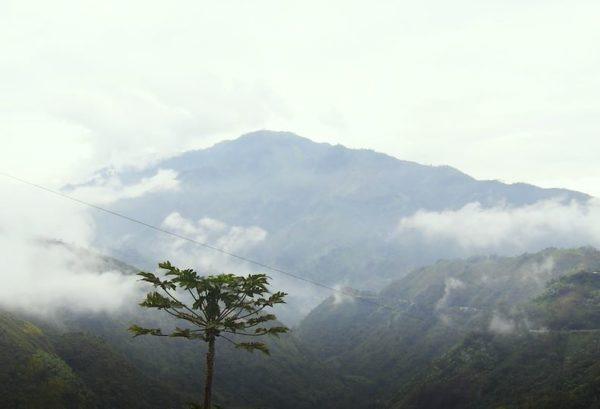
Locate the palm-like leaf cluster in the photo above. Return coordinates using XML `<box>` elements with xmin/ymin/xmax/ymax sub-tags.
<box><xmin>129</xmin><ymin>261</ymin><xmax>288</xmax><ymax>354</ymax></box>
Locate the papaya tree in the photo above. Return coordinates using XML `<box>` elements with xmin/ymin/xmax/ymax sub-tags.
<box><xmin>129</xmin><ymin>261</ymin><xmax>288</xmax><ymax>409</ymax></box>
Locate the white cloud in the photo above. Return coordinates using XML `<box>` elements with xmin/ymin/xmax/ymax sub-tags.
<box><xmin>0</xmin><ymin>181</ymin><xmax>139</xmax><ymax>315</ymax></box>
<box><xmin>519</xmin><ymin>256</ymin><xmax>556</xmax><ymax>285</ymax></box>
<box><xmin>436</xmin><ymin>278</ymin><xmax>466</xmax><ymax>310</ymax></box>
<box><xmin>159</xmin><ymin>212</ymin><xmax>268</xmax><ymax>270</ymax></box>
<box><xmin>1</xmin><ymin>0</ymin><xmax>599</xmax><ymax>195</ymax></box>
<box><xmin>1</xmin><ymin>0</ymin><xmax>600</xmax><ymax>321</ymax></box>
<box><xmin>398</xmin><ymin>199</ymin><xmax>600</xmax><ymax>255</ymax></box>
<box><xmin>157</xmin><ymin>212</ymin><xmax>329</xmax><ymax>323</ymax></box>
<box><xmin>331</xmin><ymin>285</ymin><xmax>357</xmax><ymax>306</ymax></box>
<box><xmin>69</xmin><ymin>169</ymin><xmax>180</xmax><ymax>204</ymax></box>
<box><xmin>4</xmin><ymin>240</ymin><xmax>139</xmax><ymax>315</ymax></box>
<box><xmin>489</xmin><ymin>314</ymin><xmax>516</xmax><ymax>335</ymax></box>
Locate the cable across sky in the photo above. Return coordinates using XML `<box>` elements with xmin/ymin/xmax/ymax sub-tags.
<box><xmin>4</xmin><ymin>171</ymin><xmax>593</xmax><ymax>335</ymax></box>
<box><xmin>0</xmin><ymin>171</ymin><xmax>409</xmax><ymax>315</ymax></box>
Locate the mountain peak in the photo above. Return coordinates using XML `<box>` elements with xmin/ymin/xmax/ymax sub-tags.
<box><xmin>219</xmin><ymin>130</ymin><xmax>318</xmax><ymax>149</ymax></box>
<box><xmin>80</xmin><ymin>129</ymin><xmax>592</xmax><ymax>292</ymax></box>
<box><xmin>238</xmin><ymin>129</ymin><xmax>309</xmax><ymax>141</ymax></box>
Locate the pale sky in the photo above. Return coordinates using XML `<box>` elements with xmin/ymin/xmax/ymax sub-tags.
<box><xmin>2</xmin><ymin>0</ymin><xmax>600</xmax><ymax>196</ymax></box>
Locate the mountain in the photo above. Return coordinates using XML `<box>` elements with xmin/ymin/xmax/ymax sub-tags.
<box><xmin>1</xmin><ymin>243</ymin><xmax>351</xmax><ymax>409</ymax></box>
<box><xmin>2</xmin><ymin>244</ymin><xmax>599</xmax><ymax>408</ymax></box>
<box><xmin>0</xmin><ymin>312</ymin><xmax>94</xmax><ymax>409</ymax></box>
<box><xmin>73</xmin><ymin>131</ymin><xmax>590</xmax><ymax>299</ymax></box>
<box><xmin>0</xmin><ymin>311</ymin><xmax>187</xmax><ymax>409</ymax></box>
<box><xmin>296</xmin><ymin>247</ymin><xmax>600</xmax><ymax>408</ymax></box>
<box><xmin>12</xmin><ymin>131</ymin><xmax>598</xmax><ymax>408</ymax></box>
<box><xmin>54</xmin><ymin>309</ymin><xmax>351</xmax><ymax>409</ymax></box>
<box><xmin>392</xmin><ymin>271</ymin><xmax>600</xmax><ymax>409</ymax></box>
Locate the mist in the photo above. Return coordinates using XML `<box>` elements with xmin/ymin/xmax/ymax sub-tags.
<box><xmin>2</xmin><ymin>1</ymin><xmax>600</xmax><ymax>407</ymax></box>
<box><xmin>0</xmin><ymin>173</ymin><xmax>331</xmax><ymax>323</ymax></box>
<box><xmin>398</xmin><ymin>198</ymin><xmax>600</xmax><ymax>256</ymax></box>
<box><xmin>0</xmin><ymin>182</ymin><xmax>139</xmax><ymax>316</ymax></box>
<box><xmin>69</xmin><ymin>169</ymin><xmax>181</xmax><ymax>205</ymax></box>
<box><xmin>151</xmin><ymin>211</ymin><xmax>332</xmax><ymax>323</ymax></box>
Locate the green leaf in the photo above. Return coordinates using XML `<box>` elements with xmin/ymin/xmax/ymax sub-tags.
<box><xmin>236</xmin><ymin>342</ymin><xmax>270</xmax><ymax>355</ymax></box>
<box><xmin>131</xmin><ymin>262</ymin><xmax>288</xmax><ymax>359</ymax></box>
<box><xmin>128</xmin><ymin>325</ymin><xmax>165</xmax><ymax>338</ymax></box>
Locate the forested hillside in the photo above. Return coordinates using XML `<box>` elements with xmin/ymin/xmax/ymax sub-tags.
<box><xmin>297</xmin><ymin>247</ymin><xmax>600</xmax><ymax>408</ymax></box>
<box><xmin>5</xmin><ymin>0</ymin><xmax>600</xmax><ymax>407</ymax></box>
<box><xmin>0</xmin><ymin>312</ymin><xmax>187</xmax><ymax>408</ymax></box>
<box><xmin>2</xmin><ymin>246</ymin><xmax>598</xmax><ymax>408</ymax></box>
<box><xmin>393</xmin><ymin>271</ymin><xmax>600</xmax><ymax>409</ymax></box>
<box><xmin>0</xmin><ymin>245</ymin><xmax>351</xmax><ymax>409</ymax></box>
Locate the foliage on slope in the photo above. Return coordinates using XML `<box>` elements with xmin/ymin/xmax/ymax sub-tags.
<box><xmin>53</xmin><ymin>332</ymin><xmax>189</xmax><ymax>408</ymax></box>
<box><xmin>3</xmin><ymin>243</ymin><xmax>353</xmax><ymax>409</ymax></box>
<box><xmin>58</xmin><ymin>310</ymin><xmax>352</xmax><ymax>409</ymax></box>
<box><xmin>529</xmin><ymin>271</ymin><xmax>600</xmax><ymax>330</ymax></box>
<box><xmin>393</xmin><ymin>272</ymin><xmax>600</xmax><ymax>409</ymax></box>
<box><xmin>0</xmin><ymin>313</ymin><xmax>95</xmax><ymax>409</ymax></box>
<box><xmin>298</xmin><ymin>247</ymin><xmax>600</xmax><ymax>409</ymax></box>
<box><xmin>3</xmin><ymin>247</ymin><xmax>599</xmax><ymax>409</ymax></box>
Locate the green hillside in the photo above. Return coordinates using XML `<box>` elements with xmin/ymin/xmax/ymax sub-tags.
<box><xmin>58</xmin><ymin>312</ymin><xmax>352</xmax><ymax>409</ymax></box>
<box><xmin>393</xmin><ymin>272</ymin><xmax>600</xmax><ymax>409</ymax></box>
<box><xmin>1</xmin><ymin>308</ymin><xmax>351</xmax><ymax>409</ymax></box>
<box><xmin>297</xmin><ymin>247</ymin><xmax>600</xmax><ymax>408</ymax></box>
<box><xmin>2</xmin><ymin>247</ymin><xmax>599</xmax><ymax>408</ymax></box>
<box><xmin>0</xmin><ymin>312</ymin><xmax>95</xmax><ymax>409</ymax></box>
<box><xmin>0</xmin><ymin>311</ymin><xmax>190</xmax><ymax>408</ymax></box>
<box><xmin>2</xmin><ymin>244</ymin><xmax>352</xmax><ymax>409</ymax></box>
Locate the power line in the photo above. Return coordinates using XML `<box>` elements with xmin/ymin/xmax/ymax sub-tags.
<box><xmin>0</xmin><ymin>171</ymin><xmax>416</xmax><ymax>316</ymax></box>
<box><xmin>8</xmin><ymin>172</ymin><xmax>552</xmax><ymax>337</ymax></box>
<box><xmin>9</xmin><ymin>171</ymin><xmax>593</xmax><ymax>337</ymax></box>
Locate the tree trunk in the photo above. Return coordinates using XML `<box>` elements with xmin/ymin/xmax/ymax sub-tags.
<box><xmin>203</xmin><ymin>336</ymin><xmax>216</xmax><ymax>409</ymax></box>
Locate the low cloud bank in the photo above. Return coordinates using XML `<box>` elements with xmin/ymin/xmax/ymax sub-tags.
<box><xmin>155</xmin><ymin>212</ymin><xmax>331</xmax><ymax>322</ymax></box>
<box><xmin>0</xmin><ymin>182</ymin><xmax>139</xmax><ymax>316</ymax></box>
<box><xmin>159</xmin><ymin>212</ymin><xmax>268</xmax><ymax>270</ymax></box>
<box><xmin>436</xmin><ymin>278</ymin><xmax>466</xmax><ymax>310</ymax></box>
<box><xmin>398</xmin><ymin>198</ymin><xmax>600</xmax><ymax>255</ymax></box>
<box><xmin>489</xmin><ymin>314</ymin><xmax>517</xmax><ymax>335</ymax></box>
<box><xmin>69</xmin><ymin>168</ymin><xmax>180</xmax><ymax>204</ymax></box>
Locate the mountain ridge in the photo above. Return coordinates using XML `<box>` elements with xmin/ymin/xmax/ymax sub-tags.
<box><xmin>66</xmin><ymin>130</ymin><xmax>594</xmax><ymax>321</ymax></box>
<box><xmin>2</xmin><ymin>244</ymin><xmax>599</xmax><ymax>408</ymax></box>
<box><xmin>81</xmin><ymin>130</ymin><xmax>592</xmax><ymax>199</ymax></box>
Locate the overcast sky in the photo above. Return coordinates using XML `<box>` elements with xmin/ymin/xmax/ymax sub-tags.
<box><xmin>2</xmin><ymin>0</ymin><xmax>599</xmax><ymax>196</ymax></box>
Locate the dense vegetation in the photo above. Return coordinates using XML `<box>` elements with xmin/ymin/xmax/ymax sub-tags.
<box><xmin>1</xmin><ymin>247</ymin><xmax>599</xmax><ymax>408</ymax></box>
<box><xmin>130</xmin><ymin>262</ymin><xmax>289</xmax><ymax>409</ymax></box>
<box><xmin>393</xmin><ymin>272</ymin><xmax>600</xmax><ymax>409</ymax></box>
<box><xmin>0</xmin><ymin>312</ymin><xmax>184</xmax><ymax>408</ymax></box>
<box><xmin>297</xmin><ymin>247</ymin><xmax>600</xmax><ymax>409</ymax></box>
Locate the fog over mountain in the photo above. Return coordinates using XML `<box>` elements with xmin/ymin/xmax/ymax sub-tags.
<box><xmin>62</xmin><ymin>130</ymin><xmax>599</xmax><ymax>320</ymax></box>
<box><xmin>0</xmin><ymin>183</ymin><xmax>139</xmax><ymax>317</ymax></box>
<box><xmin>1</xmin><ymin>130</ymin><xmax>599</xmax><ymax>408</ymax></box>
<box><xmin>297</xmin><ymin>247</ymin><xmax>600</xmax><ymax>409</ymax></box>
<box><xmin>4</xmin><ymin>2</ymin><xmax>600</xmax><ymax>407</ymax></box>
<box><xmin>2</xmin><ymin>244</ymin><xmax>598</xmax><ymax>409</ymax></box>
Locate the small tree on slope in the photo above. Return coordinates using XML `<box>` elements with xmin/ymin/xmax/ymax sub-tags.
<box><xmin>129</xmin><ymin>261</ymin><xmax>288</xmax><ymax>409</ymax></box>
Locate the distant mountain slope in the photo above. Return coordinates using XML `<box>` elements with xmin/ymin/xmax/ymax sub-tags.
<box><xmin>297</xmin><ymin>247</ymin><xmax>600</xmax><ymax>409</ymax></box>
<box><xmin>395</xmin><ymin>330</ymin><xmax>600</xmax><ymax>409</ymax></box>
<box><xmin>4</xmin><ymin>244</ymin><xmax>599</xmax><ymax>409</ymax></box>
<box><xmin>392</xmin><ymin>272</ymin><xmax>600</xmax><ymax>409</ymax></box>
<box><xmin>74</xmin><ymin>131</ymin><xmax>591</xmax><ymax>293</ymax></box>
<box><xmin>3</xmin><ymin>242</ymin><xmax>352</xmax><ymax>409</ymax></box>
<box><xmin>0</xmin><ymin>312</ymin><xmax>186</xmax><ymax>409</ymax></box>
<box><xmin>0</xmin><ymin>312</ymin><xmax>91</xmax><ymax>409</ymax></box>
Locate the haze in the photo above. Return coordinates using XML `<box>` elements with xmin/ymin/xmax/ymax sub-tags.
<box><xmin>2</xmin><ymin>0</ymin><xmax>600</xmax><ymax>196</ymax></box>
